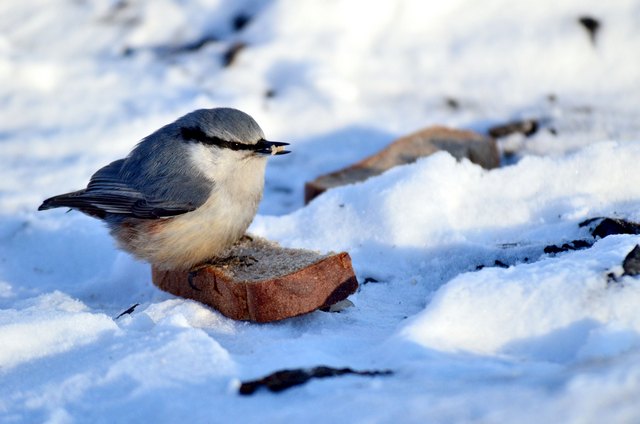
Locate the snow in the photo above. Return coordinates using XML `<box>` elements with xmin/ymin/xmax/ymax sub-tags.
<box><xmin>2</xmin><ymin>0</ymin><xmax>640</xmax><ymax>422</ymax></box>
<box><xmin>402</xmin><ymin>235</ymin><xmax>640</xmax><ymax>361</ymax></box>
<box><xmin>0</xmin><ymin>292</ymin><xmax>117</xmax><ymax>371</ymax></box>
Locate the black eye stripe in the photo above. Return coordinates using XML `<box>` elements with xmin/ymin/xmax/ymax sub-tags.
<box><xmin>180</xmin><ymin>126</ymin><xmax>259</xmax><ymax>152</ymax></box>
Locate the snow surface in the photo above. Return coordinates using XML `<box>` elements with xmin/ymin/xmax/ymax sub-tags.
<box><xmin>2</xmin><ymin>0</ymin><xmax>640</xmax><ymax>422</ymax></box>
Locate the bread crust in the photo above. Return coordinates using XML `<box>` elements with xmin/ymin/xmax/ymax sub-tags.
<box><xmin>151</xmin><ymin>237</ymin><xmax>358</xmax><ymax>322</ymax></box>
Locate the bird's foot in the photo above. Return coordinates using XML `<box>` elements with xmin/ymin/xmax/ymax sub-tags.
<box><xmin>187</xmin><ymin>255</ymin><xmax>258</xmax><ymax>290</ymax></box>
<box><xmin>235</xmin><ymin>255</ymin><xmax>258</xmax><ymax>267</ymax></box>
<box><xmin>187</xmin><ymin>263</ymin><xmax>212</xmax><ymax>291</ymax></box>
<box><xmin>207</xmin><ymin>255</ymin><xmax>258</xmax><ymax>268</ymax></box>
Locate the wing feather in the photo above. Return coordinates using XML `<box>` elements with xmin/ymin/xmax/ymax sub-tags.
<box><xmin>40</xmin><ymin>159</ymin><xmax>200</xmax><ymax>219</ymax></box>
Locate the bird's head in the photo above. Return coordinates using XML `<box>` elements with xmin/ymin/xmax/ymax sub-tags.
<box><xmin>178</xmin><ymin>108</ymin><xmax>290</xmax><ymax>158</ymax></box>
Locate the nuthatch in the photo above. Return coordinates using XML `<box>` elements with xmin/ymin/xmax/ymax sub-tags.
<box><xmin>39</xmin><ymin>108</ymin><xmax>289</xmax><ymax>271</ymax></box>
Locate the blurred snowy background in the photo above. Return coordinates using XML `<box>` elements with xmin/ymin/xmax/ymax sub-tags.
<box><xmin>1</xmin><ymin>0</ymin><xmax>640</xmax><ymax>422</ymax></box>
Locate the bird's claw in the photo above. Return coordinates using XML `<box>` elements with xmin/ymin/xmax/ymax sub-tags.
<box><xmin>187</xmin><ymin>270</ymin><xmax>202</xmax><ymax>291</ymax></box>
<box><xmin>187</xmin><ymin>254</ymin><xmax>258</xmax><ymax>290</ymax></box>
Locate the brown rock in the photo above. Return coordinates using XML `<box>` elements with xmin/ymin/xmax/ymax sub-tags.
<box><xmin>305</xmin><ymin>126</ymin><xmax>499</xmax><ymax>203</ymax></box>
<box><xmin>151</xmin><ymin>236</ymin><xmax>358</xmax><ymax>322</ymax></box>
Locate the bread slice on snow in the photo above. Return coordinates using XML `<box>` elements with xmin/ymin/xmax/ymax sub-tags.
<box><xmin>152</xmin><ymin>236</ymin><xmax>358</xmax><ymax>322</ymax></box>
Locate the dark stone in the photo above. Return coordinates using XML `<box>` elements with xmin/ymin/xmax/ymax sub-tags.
<box><xmin>233</xmin><ymin>13</ymin><xmax>252</xmax><ymax>32</ymax></box>
<box><xmin>239</xmin><ymin>366</ymin><xmax>393</xmax><ymax>395</ymax></box>
<box><xmin>572</xmin><ymin>240</ymin><xmax>593</xmax><ymax>249</ymax></box>
<box><xmin>494</xmin><ymin>260</ymin><xmax>509</xmax><ymax>268</ymax></box>
<box><xmin>623</xmin><ymin>245</ymin><xmax>640</xmax><ymax>276</ymax></box>
<box><xmin>177</xmin><ymin>35</ymin><xmax>219</xmax><ymax>53</ymax></box>
<box><xmin>578</xmin><ymin>217</ymin><xmax>601</xmax><ymax>228</ymax></box>
<box><xmin>115</xmin><ymin>303</ymin><xmax>140</xmax><ymax>319</ymax></box>
<box><xmin>488</xmin><ymin>119</ymin><xmax>539</xmax><ymax>139</ymax></box>
<box><xmin>475</xmin><ymin>260</ymin><xmax>511</xmax><ymax>270</ymax></box>
<box><xmin>363</xmin><ymin>277</ymin><xmax>380</xmax><ymax>284</ymax></box>
<box><xmin>544</xmin><ymin>244</ymin><xmax>565</xmax><ymax>254</ymax></box>
<box><xmin>222</xmin><ymin>41</ymin><xmax>247</xmax><ymax>67</ymax></box>
<box><xmin>445</xmin><ymin>97</ymin><xmax>460</xmax><ymax>110</ymax></box>
<box><xmin>578</xmin><ymin>16</ymin><xmax>601</xmax><ymax>46</ymax></box>
<box><xmin>579</xmin><ymin>217</ymin><xmax>640</xmax><ymax>239</ymax></box>
<box><xmin>543</xmin><ymin>239</ymin><xmax>594</xmax><ymax>254</ymax></box>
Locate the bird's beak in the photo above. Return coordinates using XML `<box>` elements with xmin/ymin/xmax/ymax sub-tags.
<box><xmin>255</xmin><ymin>140</ymin><xmax>290</xmax><ymax>156</ymax></box>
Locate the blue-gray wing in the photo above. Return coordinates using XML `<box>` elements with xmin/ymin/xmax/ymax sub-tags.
<box><xmin>39</xmin><ymin>157</ymin><xmax>208</xmax><ymax>219</ymax></box>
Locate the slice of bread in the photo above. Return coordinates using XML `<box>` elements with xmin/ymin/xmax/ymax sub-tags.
<box><xmin>152</xmin><ymin>236</ymin><xmax>358</xmax><ymax>322</ymax></box>
<box><xmin>305</xmin><ymin>126</ymin><xmax>499</xmax><ymax>203</ymax></box>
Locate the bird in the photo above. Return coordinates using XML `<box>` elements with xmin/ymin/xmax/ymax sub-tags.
<box><xmin>39</xmin><ymin>107</ymin><xmax>289</xmax><ymax>272</ymax></box>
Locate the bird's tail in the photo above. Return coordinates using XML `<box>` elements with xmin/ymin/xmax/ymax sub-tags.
<box><xmin>38</xmin><ymin>190</ymin><xmax>87</xmax><ymax>211</ymax></box>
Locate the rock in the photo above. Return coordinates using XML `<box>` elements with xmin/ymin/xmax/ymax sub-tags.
<box><xmin>238</xmin><ymin>366</ymin><xmax>393</xmax><ymax>395</ymax></box>
<box><xmin>579</xmin><ymin>217</ymin><xmax>640</xmax><ymax>239</ymax></box>
<box><xmin>488</xmin><ymin>119</ymin><xmax>539</xmax><ymax>138</ymax></box>
<box><xmin>623</xmin><ymin>245</ymin><xmax>640</xmax><ymax>276</ymax></box>
<box><xmin>304</xmin><ymin>126</ymin><xmax>499</xmax><ymax>203</ymax></box>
